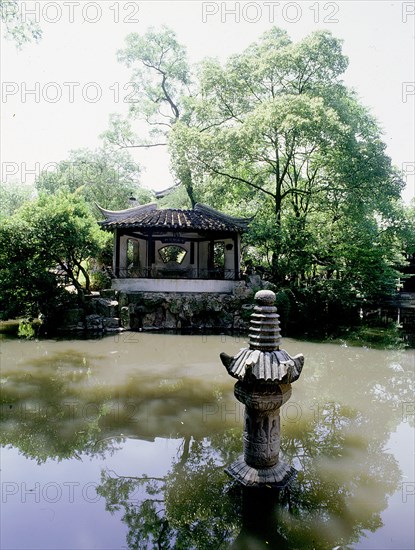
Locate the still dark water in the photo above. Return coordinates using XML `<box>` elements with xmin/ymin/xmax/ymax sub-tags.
<box><xmin>0</xmin><ymin>333</ymin><xmax>414</xmax><ymax>549</ymax></box>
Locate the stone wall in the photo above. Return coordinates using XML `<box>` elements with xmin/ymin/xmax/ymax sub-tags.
<box><xmin>57</xmin><ymin>283</ymin><xmax>258</xmax><ymax>334</ymax></box>
<box><xmin>117</xmin><ymin>289</ymin><xmax>254</xmax><ymax>332</ymax></box>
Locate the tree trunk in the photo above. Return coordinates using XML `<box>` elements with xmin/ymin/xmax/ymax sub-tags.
<box><xmin>69</xmin><ymin>269</ymin><xmax>86</xmax><ymax>304</ymax></box>
<box><xmin>271</xmin><ymin>193</ymin><xmax>283</xmax><ymax>283</ymax></box>
<box><xmin>77</xmin><ymin>262</ymin><xmax>91</xmax><ymax>294</ymax></box>
<box><xmin>181</xmin><ymin>164</ymin><xmax>196</xmax><ymax>208</ymax></box>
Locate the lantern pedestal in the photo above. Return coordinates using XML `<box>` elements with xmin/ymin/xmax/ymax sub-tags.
<box><xmin>221</xmin><ymin>290</ymin><xmax>304</xmax><ymax>488</ymax></box>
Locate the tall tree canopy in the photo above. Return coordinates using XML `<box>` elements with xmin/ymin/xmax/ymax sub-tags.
<box><xmin>167</xmin><ymin>28</ymin><xmax>405</xmax><ymax>309</ymax></box>
<box><xmin>106</xmin><ymin>26</ymin><xmax>197</xmax><ymax>205</ymax></box>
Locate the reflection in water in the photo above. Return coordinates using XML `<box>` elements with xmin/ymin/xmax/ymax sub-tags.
<box><xmin>0</xmin><ymin>335</ymin><xmax>414</xmax><ymax>549</ymax></box>
<box><xmin>95</xmin><ymin>418</ymin><xmax>400</xmax><ymax>549</ymax></box>
<box><xmin>97</xmin><ymin>437</ymin><xmax>241</xmax><ymax>548</ymax></box>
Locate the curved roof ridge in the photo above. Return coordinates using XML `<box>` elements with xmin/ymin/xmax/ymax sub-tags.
<box><xmin>96</xmin><ymin>202</ymin><xmax>158</xmax><ymax>221</ymax></box>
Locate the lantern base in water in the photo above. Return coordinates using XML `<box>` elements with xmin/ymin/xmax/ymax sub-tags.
<box><xmin>225</xmin><ymin>455</ymin><xmax>297</xmax><ymax>488</ymax></box>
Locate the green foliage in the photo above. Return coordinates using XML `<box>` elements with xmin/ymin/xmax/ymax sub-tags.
<box><xmin>159</xmin><ymin>245</ymin><xmax>187</xmax><ymax>264</ymax></box>
<box><xmin>0</xmin><ymin>216</ymin><xmax>60</xmax><ymax>320</ymax></box>
<box><xmin>2</xmin><ymin>24</ymin><xmax>406</xmax><ymax>332</ymax></box>
<box><xmin>156</xmin><ymin>184</ymin><xmax>192</xmax><ymax>209</ymax></box>
<box><xmin>401</xmin><ymin>199</ymin><xmax>415</xmax><ymax>255</ymax></box>
<box><xmin>166</xmin><ymin>26</ymin><xmax>408</xmax><ymax>329</ymax></box>
<box><xmin>290</xmin><ymin>279</ymin><xmax>360</xmax><ymax>336</ymax></box>
<box><xmin>0</xmin><ymin>181</ymin><xmax>35</xmax><ymax>217</ymax></box>
<box><xmin>117</xmin><ymin>26</ymin><xmax>191</xmax><ymax>131</ymax></box>
<box><xmin>35</xmin><ymin>146</ymin><xmax>152</xmax><ymax>217</ymax></box>
<box><xmin>89</xmin><ymin>270</ymin><xmax>111</xmax><ymax>292</ymax></box>
<box><xmin>111</xmin><ymin>26</ymin><xmax>197</xmax><ymax>205</ymax></box>
<box><xmin>1</xmin><ymin>0</ymin><xmax>42</xmax><ymax>48</ymax></box>
<box><xmin>0</xmin><ymin>192</ymin><xmax>105</xmax><ymax>320</ymax></box>
<box><xmin>18</xmin><ymin>192</ymin><xmax>105</xmax><ymax>294</ymax></box>
<box><xmin>17</xmin><ymin>319</ymin><xmax>36</xmax><ymax>339</ymax></box>
<box><xmin>331</xmin><ymin>324</ymin><xmax>406</xmax><ymax>350</ymax></box>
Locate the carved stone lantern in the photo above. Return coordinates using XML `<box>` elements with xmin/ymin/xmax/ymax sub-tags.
<box><xmin>221</xmin><ymin>290</ymin><xmax>304</xmax><ymax>488</ymax></box>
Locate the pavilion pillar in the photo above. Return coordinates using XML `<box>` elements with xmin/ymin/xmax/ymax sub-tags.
<box><xmin>119</xmin><ymin>235</ymin><xmax>128</xmax><ymax>276</ymax></box>
<box><xmin>147</xmin><ymin>234</ymin><xmax>155</xmax><ymax>277</ymax></box>
<box><xmin>114</xmin><ymin>229</ymin><xmax>120</xmax><ymax>277</ymax></box>
<box><xmin>208</xmin><ymin>240</ymin><xmax>215</xmax><ymax>273</ymax></box>
<box><xmin>198</xmin><ymin>241</ymin><xmax>209</xmax><ymax>277</ymax></box>
<box><xmin>234</xmin><ymin>234</ymin><xmax>240</xmax><ymax>280</ymax></box>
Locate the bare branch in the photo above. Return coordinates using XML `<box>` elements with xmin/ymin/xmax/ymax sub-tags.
<box><xmin>117</xmin><ymin>143</ymin><xmax>168</xmax><ymax>151</ymax></box>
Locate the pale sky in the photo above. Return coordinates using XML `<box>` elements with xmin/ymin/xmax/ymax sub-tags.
<box><xmin>1</xmin><ymin>0</ymin><xmax>414</xmax><ymax>201</ymax></box>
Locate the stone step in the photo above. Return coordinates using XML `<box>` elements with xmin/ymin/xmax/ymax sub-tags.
<box><xmin>93</xmin><ymin>298</ymin><xmax>119</xmax><ymax>318</ymax></box>
<box><xmin>103</xmin><ymin>317</ymin><xmax>120</xmax><ymax>330</ymax></box>
<box><xmin>86</xmin><ymin>314</ymin><xmax>120</xmax><ymax>331</ymax></box>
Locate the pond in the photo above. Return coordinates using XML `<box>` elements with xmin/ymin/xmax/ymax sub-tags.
<box><xmin>0</xmin><ymin>333</ymin><xmax>414</xmax><ymax>549</ymax></box>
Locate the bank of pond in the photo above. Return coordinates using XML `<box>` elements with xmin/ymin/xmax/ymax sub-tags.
<box><xmin>1</xmin><ymin>303</ymin><xmax>413</xmax><ymax>350</ymax></box>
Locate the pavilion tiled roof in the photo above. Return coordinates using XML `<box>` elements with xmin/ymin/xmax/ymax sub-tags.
<box><xmin>97</xmin><ymin>203</ymin><xmax>250</xmax><ymax>233</ymax></box>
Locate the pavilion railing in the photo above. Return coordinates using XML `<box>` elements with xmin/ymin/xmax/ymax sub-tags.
<box><xmin>106</xmin><ymin>267</ymin><xmax>240</xmax><ymax>281</ymax></box>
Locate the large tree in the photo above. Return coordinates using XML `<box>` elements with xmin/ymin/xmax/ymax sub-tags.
<box><xmin>169</xmin><ymin>28</ymin><xmax>405</xmax><ymax>297</ymax></box>
<box><xmin>104</xmin><ymin>26</ymin><xmax>197</xmax><ymax>206</ymax></box>
<box><xmin>0</xmin><ymin>217</ymin><xmax>58</xmax><ymax>320</ymax></box>
<box><xmin>19</xmin><ymin>192</ymin><xmax>104</xmax><ymax>296</ymax></box>
<box><xmin>0</xmin><ymin>193</ymin><xmax>105</xmax><ymax>320</ymax></box>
